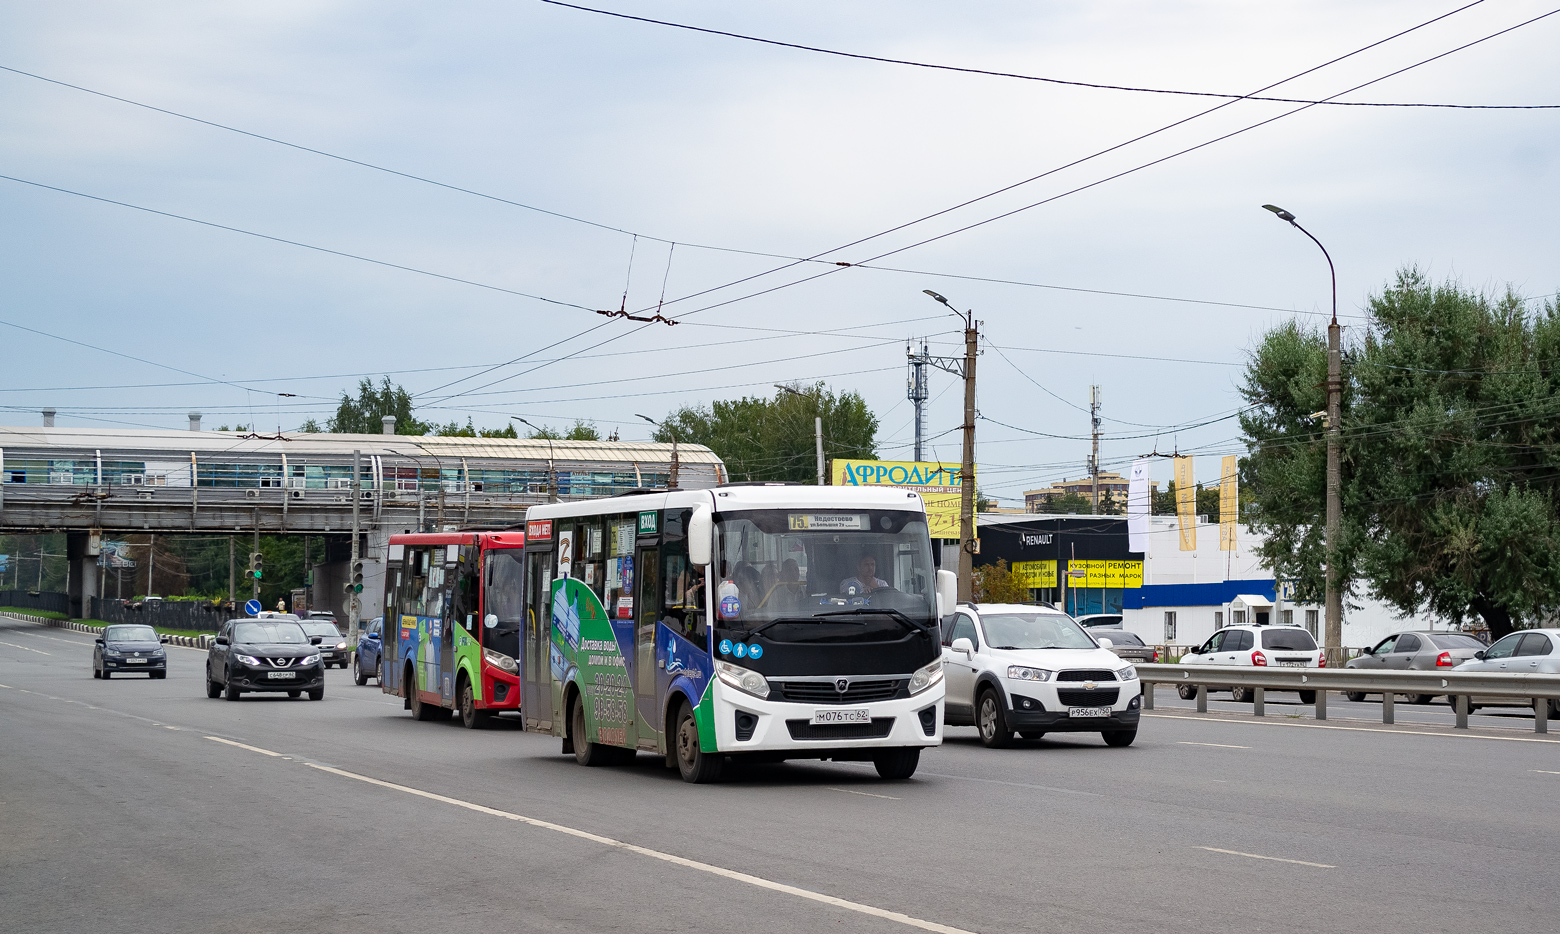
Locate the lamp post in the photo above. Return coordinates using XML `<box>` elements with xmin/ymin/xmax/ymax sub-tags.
<box><xmin>921</xmin><ymin>289</ymin><xmax>979</xmax><ymax>603</ymax></box>
<box><xmin>636</xmin><ymin>414</ymin><xmax>680</xmax><ymax>490</ymax></box>
<box><xmin>1262</xmin><ymin>203</ymin><xmax>1342</xmax><ymax>665</ymax></box>
<box><xmin>509</xmin><ymin>417</ymin><xmax>558</xmax><ymax>503</ymax></box>
<box><xmin>775</xmin><ymin>384</ymin><xmax>825</xmax><ymax>485</ymax></box>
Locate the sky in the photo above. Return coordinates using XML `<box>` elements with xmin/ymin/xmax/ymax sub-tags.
<box><xmin>1</xmin><ymin>0</ymin><xmax>1556</xmax><ymax>508</ymax></box>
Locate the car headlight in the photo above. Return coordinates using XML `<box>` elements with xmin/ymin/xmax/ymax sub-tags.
<box><xmin>300</xmin><ymin>654</ymin><xmax>321</xmax><ymax>665</ymax></box>
<box><xmin>908</xmin><ymin>657</ymin><xmax>945</xmax><ymax>694</ymax></box>
<box><xmin>1007</xmin><ymin>665</ymin><xmax>1053</xmax><ymax>682</ymax></box>
<box><xmin>1116</xmin><ymin>665</ymin><xmax>1138</xmax><ymax>681</ymax></box>
<box><xmin>483</xmin><ymin>648</ymin><xmax>519</xmax><ymax>673</ymax></box>
<box><xmin>336</xmin><ymin>642</ymin><xmax>348</xmax><ymax>650</ymax></box>
<box><xmin>235</xmin><ymin>654</ymin><xmax>262</xmax><ymax>666</ymax></box>
<box><xmin>716</xmin><ymin>660</ymin><xmax>769</xmax><ymax>699</ymax></box>
<box><xmin>104</xmin><ymin>647</ymin><xmax>122</xmax><ymax>657</ymax></box>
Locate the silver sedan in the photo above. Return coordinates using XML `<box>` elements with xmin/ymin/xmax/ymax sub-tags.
<box><xmin>1344</xmin><ymin>630</ymin><xmax>1486</xmax><ymax>703</ymax></box>
<box><xmin>1450</xmin><ymin>629</ymin><xmax>1560</xmax><ymax>716</ymax></box>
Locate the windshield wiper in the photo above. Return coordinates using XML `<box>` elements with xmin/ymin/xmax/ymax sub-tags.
<box><xmin>751</xmin><ymin>616</ymin><xmax>867</xmax><ymax>637</ymax></box>
<box><xmin>813</xmin><ymin>607</ymin><xmax>934</xmax><ymax>634</ymax></box>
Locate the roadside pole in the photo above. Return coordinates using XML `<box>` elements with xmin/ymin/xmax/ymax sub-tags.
<box><xmin>958</xmin><ymin>313</ymin><xmax>978</xmax><ymax>603</ymax></box>
<box><xmin>349</xmin><ymin>449</ymin><xmax>361</xmax><ymax>641</ymax></box>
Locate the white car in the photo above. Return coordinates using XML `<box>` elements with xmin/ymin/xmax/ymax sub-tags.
<box><xmin>1451</xmin><ymin>628</ymin><xmax>1560</xmax><ymax>716</ymax></box>
<box><xmin>942</xmin><ymin>603</ymin><xmax>1141</xmax><ymax>748</ymax></box>
<box><xmin>1179</xmin><ymin>625</ymin><xmax>1323</xmax><ymax>703</ymax></box>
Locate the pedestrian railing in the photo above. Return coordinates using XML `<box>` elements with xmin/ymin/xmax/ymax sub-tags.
<box><xmin>1137</xmin><ymin>663</ymin><xmax>1560</xmax><ymax>734</ymax></box>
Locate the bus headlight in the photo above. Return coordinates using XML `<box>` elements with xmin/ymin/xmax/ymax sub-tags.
<box><xmin>716</xmin><ymin>661</ymin><xmax>769</xmax><ymax>699</ymax></box>
<box><xmin>908</xmin><ymin>657</ymin><xmax>944</xmax><ymax>694</ymax></box>
<box><xmin>483</xmin><ymin>648</ymin><xmax>518</xmax><ymax>674</ymax></box>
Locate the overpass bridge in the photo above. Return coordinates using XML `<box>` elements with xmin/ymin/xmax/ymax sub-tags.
<box><xmin>0</xmin><ymin>425</ymin><xmax>723</xmax><ymax>621</ymax></box>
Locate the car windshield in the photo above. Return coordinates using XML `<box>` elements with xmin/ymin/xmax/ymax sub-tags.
<box><xmin>233</xmin><ymin>622</ymin><xmax>308</xmax><ymax>644</ymax></box>
<box><xmin>1429</xmin><ymin>633</ymin><xmax>1485</xmax><ymax>650</ymax></box>
<box><xmin>713</xmin><ymin>509</ymin><xmax>935</xmax><ymax>642</ymax></box>
<box><xmin>105</xmin><ymin>625</ymin><xmax>157</xmax><ymax>642</ymax></box>
<box><xmin>301</xmin><ymin>622</ymin><xmax>341</xmax><ymax>637</ymax></box>
<box><xmin>1262</xmin><ymin>629</ymin><xmax>1317</xmax><ymax>650</ymax></box>
<box><xmin>980</xmin><ymin>612</ymin><xmax>1097</xmax><ymax>650</ymax></box>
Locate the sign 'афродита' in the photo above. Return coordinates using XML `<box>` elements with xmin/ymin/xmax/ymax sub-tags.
<box><xmin>831</xmin><ymin>459</ymin><xmax>969</xmax><ymax>540</ymax></box>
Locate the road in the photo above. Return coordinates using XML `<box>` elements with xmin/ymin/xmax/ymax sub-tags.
<box><xmin>3</xmin><ymin>614</ymin><xmax>1557</xmax><ymax>934</ymax></box>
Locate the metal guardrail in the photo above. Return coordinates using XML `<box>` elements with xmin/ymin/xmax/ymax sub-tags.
<box><xmin>1137</xmin><ymin>663</ymin><xmax>1560</xmax><ymax>733</ymax></box>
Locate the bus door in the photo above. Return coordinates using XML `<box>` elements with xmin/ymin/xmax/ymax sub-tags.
<box><xmin>437</xmin><ymin>544</ymin><xmax>461</xmax><ymax>705</ymax></box>
<box><xmin>524</xmin><ymin>548</ymin><xmax>554</xmax><ymax>730</ymax></box>
<box><xmin>634</xmin><ymin>543</ymin><xmax>660</xmax><ymax>747</ymax></box>
<box><xmin>381</xmin><ymin>548</ymin><xmax>403</xmax><ymax>698</ymax></box>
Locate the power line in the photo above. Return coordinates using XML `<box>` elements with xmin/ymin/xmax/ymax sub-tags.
<box><xmin>545</xmin><ymin>0</ymin><xmax>1557</xmax><ymax>110</ymax></box>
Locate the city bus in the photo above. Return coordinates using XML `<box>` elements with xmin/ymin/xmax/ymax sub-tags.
<box><xmin>381</xmin><ymin>530</ymin><xmax>526</xmax><ymax>728</ymax></box>
<box><xmin>521</xmin><ymin>484</ymin><xmax>954</xmax><ymax>782</ymax></box>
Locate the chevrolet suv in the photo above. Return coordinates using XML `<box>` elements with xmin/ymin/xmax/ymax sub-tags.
<box><xmin>942</xmin><ymin>603</ymin><xmax>1141</xmax><ymax>747</ymax></box>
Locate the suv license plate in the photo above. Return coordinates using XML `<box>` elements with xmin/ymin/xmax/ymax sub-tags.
<box><xmin>1278</xmin><ymin>661</ymin><xmax>1306</xmax><ymax>668</ymax></box>
<box><xmin>1067</xmin><ymin>706</ymin><xmax>1110</xmax><ymax>718</ymax></box>
<box><xmin>267</xmin><ymin>671</ymin><xmax>297</xmax><ymax>680</ymax></box>
<box><xmin>811</xmin><ymin>708</ymin><xmax>870</xmax><ymax>725</ymax></box>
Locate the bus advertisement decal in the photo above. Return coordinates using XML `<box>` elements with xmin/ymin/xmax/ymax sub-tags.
<box><xmin>552</xmin><ymin>576</ymin><xmax>634</xmax><ymax>746</ymax></box>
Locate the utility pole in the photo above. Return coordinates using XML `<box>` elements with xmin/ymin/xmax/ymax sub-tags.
<box><xmin>1090</xmin><ymin>385</ymin><xmax>1101</xmax><ymax>515</ymax></box>
<box><xmin>815</xmin><ymin>416</ymin><xmax>825</xmax><ymax>486</ymax></box>
<box><xmin>906</xmin><ymin>338</ymin><xmax>930</xmax><ymax>461</ymax></box>
<box><xmin>349</xmin><ymin>449</ymin><xmax>362</xmax><ymax>635</ymax></box>
<box><xmin>921</xmin><ymin>291</ymin><xmax>980</xmax><ymax>602</ymax></box>
<box><xmin>147</xmin><ymin>534</ymin><xmax>155</xmax><ymax>598</ymax></box>
<box><xmin>635</xmin><ymin>415</ymin><xmax>679</xmax><ymax>489</ymax></box>
<box><xmin>1264</xmin><ymin>204</ymin><xmax>1343</xmax><ymax>665</ymax></box>
<box><xmin>228</xmin><ymin>535</ymin><xmax>235</xmax><ymax>608</ymax></box>
<box><xmin>251</xmin><ymin>526</ymin><xmax>260</xmax><ymax>604</ymax></box>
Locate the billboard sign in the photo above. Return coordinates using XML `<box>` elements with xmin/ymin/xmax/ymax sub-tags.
<box><xmin>831</xmin><ymin>459</ymin><xmax>971</xmax><ymax>540</ymax></box>
<box><xmin>97</xmin><ymin>541</ymin><xmax>136</xmax><ymax>569</ymax></box>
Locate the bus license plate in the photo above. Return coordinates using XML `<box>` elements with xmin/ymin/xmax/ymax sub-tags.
<box><xmin>1067</xmin><ymin>706</ymin><xmax>1109</xmax><ymax>718</ymax></box>
<box><xmin>267</xmin><ymin>671</ymin><xmax>297</xmax><ymax>679</ymax></box>
<box><xmin>811</xmin><ymin>708</ymin><xmax>870</xmax><ymax>725</ymax></box>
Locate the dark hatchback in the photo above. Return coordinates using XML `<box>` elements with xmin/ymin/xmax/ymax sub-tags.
<box><xmin>94</xmin><ymin>624</ymin><xmax>169</xmax><ymax>679</ymax></box>
<box><xmin>205</xmin><ymin>619</ymin><xmax>325</xmax><ymax>701</ymax></box>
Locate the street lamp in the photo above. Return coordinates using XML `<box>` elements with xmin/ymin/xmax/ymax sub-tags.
<box><xmin>1263</xmin><ymin>203</ymin><xmax>1343</xmax><ymax>665</ymax></box>
<box><xmin>920</xmin><ymin>289</ymin><xmax>980</xmax><ymax>603</ymax></box>
<box><xmin>636</xmin><ymin>414</ymin><xmax>680</xmax><ymax>490</ymax></box>
<box><xmin>509</xmin><ymin>416</ymin><xmax>558</xmax><ymax>503</ymax></box>
<box><xmin>775</xmin><ymin>385</ymin><xmax>825</xmax><ymax>485</ymax></box>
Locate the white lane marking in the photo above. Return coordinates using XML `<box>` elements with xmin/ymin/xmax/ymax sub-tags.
<box><xmin>1195</xmin><ymin>846</ymin><xmax>1335</xmax><ymax>869</ymax></box>
<box><xmin>1145</xmin><ymin>713</ymin><xmax>1560</xmax><ymax>744</ymax></box>
<box><xmin>1531</xmin><ymin>769</ymin><xmax>1560</xmax><ymax>775</ymax></box>
<box><xmin>828</xmin><ymin>787</ymin><xmax>901</xmax><ymax>800</ymax></box>
<box><xmin>304</xmin><ymin>762</ymin><xmax>974</xmax><ymax>934</ymax></box>
<box><xmin>1177</xmin><ymin>741</ymin><xmax>1249</xmax><ymax>749</ymax></box>
<box><xmin>0</xmin><ymin>640</ymin><xmax>51</xmax><ymax>656</ymax></box>
<box><xmin>204</xmin><ymin>736</ymin><xmax>285</xmax><ymax>757</ymax></box>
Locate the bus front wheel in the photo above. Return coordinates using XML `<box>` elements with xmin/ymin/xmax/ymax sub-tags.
<box><xmin>674</xmin><ymin>703</ymin><xmax>723</xmax><ymax>784</ymax></box>
<box><xmin>873</xmin><ymin>747</ymin><xmax>921</xmax><ymax>780</ymax></box>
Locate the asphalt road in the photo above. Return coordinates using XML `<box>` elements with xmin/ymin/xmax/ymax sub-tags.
<box><xmin>4</xmin><ymin>614</ymin><xmax>1558</xmax><ymax>934</ymax></box>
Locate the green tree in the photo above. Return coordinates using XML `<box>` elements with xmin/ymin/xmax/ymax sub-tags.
<box><xmin>654</xmin><ymin>383</ymin><xmax>877</xmax><ymax>484</ymax></box>
<box><xmin>431</xmin><ymin>418</ymin><xmax>521</xmax><ymax>438</ymax></box>
<box><xmin>323</xmin><ymin>378</ymin><xmax>432</xmax><ymax>435</ymax></box>
<box><xmin>1032</xmin><ymin>491</ymin><xmax>1092</xmax><ymax>515</ymax></box>
<box><xmin>1240</xmin><ymin>269</ymin><xmax>1560</xmax><ymax>638</ymax></box>
<box><xmin>520</xmin><ymin>420</ymin><xmax>601</xmax><ymax>441</ymax></box>
<box><xmin>972</xmin><ymin>559</ymin><xmax>1031</xmax><ymax>603</ymax></box>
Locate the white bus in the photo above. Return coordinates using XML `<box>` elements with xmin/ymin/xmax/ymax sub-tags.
<box><xmin>520</xmin><ymin>483</ymin><xmax>954</xmax><ymax>782</ymax></box>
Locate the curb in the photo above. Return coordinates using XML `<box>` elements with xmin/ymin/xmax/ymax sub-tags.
<box><xmin>2</xmin><ymin>613</ymin><xmax>214</xmax><ymax>649</ymax></box>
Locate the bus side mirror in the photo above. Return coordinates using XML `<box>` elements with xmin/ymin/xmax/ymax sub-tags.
<box><xmin>688</xmin><ymin>505</ymin><xmax>713</xmax><ymax>567</ymax></box>
<box><xmin>936</xmin><ymin>569</ymin><xmax>957</xmax><ymax>618</ymax></box>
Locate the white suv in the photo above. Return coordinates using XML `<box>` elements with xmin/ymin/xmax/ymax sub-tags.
<box><xmin>942</xmin><ymin>603</ymin><xmax>1141</xmax><ymax>748</ymax></box>
<box><xmin>1178</xmin><ymin>625</ymin><xmax>1323</xmax><ymax>702</ymax></box>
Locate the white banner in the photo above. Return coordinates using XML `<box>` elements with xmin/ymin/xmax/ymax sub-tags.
<box><xmin>1127</xmin><ymin>458</ymin><xmax>1151</xmax><ymax>553</ymax></box>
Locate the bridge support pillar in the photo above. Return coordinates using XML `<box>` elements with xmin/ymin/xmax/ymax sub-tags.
<box><xmin>66</xmin><ymin>532</ymin><xmax>98</xmax><ymax>620</ymax></box>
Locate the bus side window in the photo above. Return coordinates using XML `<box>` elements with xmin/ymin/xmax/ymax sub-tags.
<box><xmin>404</xmin><ymin>549</ymin><xmax>429</xmax><ymax>617</ymax></box>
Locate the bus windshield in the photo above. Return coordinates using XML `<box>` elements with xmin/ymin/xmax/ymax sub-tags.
<box><xmin>713</xmin><ymin>509</ymin><xmax>935</xmax><ymax>642</ymax></box>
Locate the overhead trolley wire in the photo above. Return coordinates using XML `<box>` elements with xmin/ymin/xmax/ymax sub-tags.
<box><xmin>545</xmin><ymin>0</ymin><xmax>1557</xmax><ymax>109</ymax></box>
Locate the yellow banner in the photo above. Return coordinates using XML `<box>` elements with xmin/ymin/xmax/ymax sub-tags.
<box><xmin>1219</xmin><ymin>454</ymin><xmax>1238</xmax><ymax>551</ymax></box>
<box><xmin>1011</xmin><ymin>560</ymin><xmax>1056</xmax><ymax>589</ymax></box>
<box><xmin>1175</xmin><ymin>455</ymin><xmax>1196</xmax><ymax>551</ymax></box>
<box><xmin>1059</xmin><ymin>560</ymin><xmax>1143</xmax><ymax>589</ymax></box>
<box><xmin>831</xmin><ymin>459</ymin><xmax>971</xmax><ymax>540</ymax></box>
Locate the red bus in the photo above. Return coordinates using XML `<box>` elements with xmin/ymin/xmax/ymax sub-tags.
<box><xmin>381</xmin><ymin>530</ymin><xmax>526</xmax><ymax>727</ymax></box>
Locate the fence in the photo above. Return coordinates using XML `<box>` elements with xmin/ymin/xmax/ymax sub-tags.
<box><xmin>0</xmin><ymin>589</ymin><xmax>70</xmax><ymax>615</ymax></box>
<box><xmin>88</xmin><ymin>597</ymin><xmax>234</xmax><ymax>632</ymax></box>
<box><xmin>1137</xmin><ymin>663</ymin><xmax>1560</xmax><ymax>734</ymax></box>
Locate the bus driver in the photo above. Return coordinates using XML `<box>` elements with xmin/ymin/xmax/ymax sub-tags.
<box><xmin>840</xmin><ymin>554</ymin><xmax>888</xmax><ymax>595</ymax></box>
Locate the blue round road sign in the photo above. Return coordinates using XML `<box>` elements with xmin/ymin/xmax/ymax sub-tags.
<box><xmin>243</xmin><ymin>599</ymin><xmax>262</xmax><ymax>616</ymax></box>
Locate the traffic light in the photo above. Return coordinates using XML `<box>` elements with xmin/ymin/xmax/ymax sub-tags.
<box><xmin>345</xmin><ymin>559</ymin><xmax>363</xmax><ymax>594</ymax></box>
<box><xmin>250</xmin><ymin>552</ymin><xmax>264</xmax><ymax>581</ymax></box>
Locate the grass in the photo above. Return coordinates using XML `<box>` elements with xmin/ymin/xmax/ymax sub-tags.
<box><xmin>0</xmin><ymin>606</ymin><xmax>68</xmax><ymax>620</ymax></box>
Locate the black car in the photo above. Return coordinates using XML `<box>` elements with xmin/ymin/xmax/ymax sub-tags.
<box><xmin>205</xmin><ymin>618</ymin><xmax>325</xmax><ymax>701</ymax></box>
<box><xmin>94</xmin><ymin>624</ymin><xmax>169</xmax><ymax>679</ymax></box>
<box><xmin>300</xmin><ymin>620</ymin><xmax>350</xmax><ymax>668</ymax></box>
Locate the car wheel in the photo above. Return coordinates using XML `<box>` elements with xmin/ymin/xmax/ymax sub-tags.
<box><xmin>671</xmin><ymin>701</ymin><xmax>722</xmax><ymax>782</ymax></box>
<box><xmin>977</xmin><ymin>690</ymin><xmax>1012</xmax><ymax>748</ymax></box>
<box><xmin>1345</xmin><ymin>691</ymin><xmax>1367</xmax><ymax>703</ymax></box>
<box><xmin>308</xmin><ymin>688</ymin><xmax>324</xmax><ymax>701</ymax></box>
<box><xmin>101</xmin><ymin>670</ymin><xmax>110</xmax><ymax>680</ymax></box>
<box><xmin>872</xmin><ymin>747</ymin><xmax>921</xmax><ymax>780</ymax></box>
<box><xmin>1019</xmin><ymin>731</ymin><xmax>1046</xmax><ymax>741</ymax></box>
<box><xmin>225</xmin><ymin>678</ymin><xmax>242</xmax><ymax>701</ymax></box>
<box><xmin>92</xmin><ymin>666</ymin><xmax>101</xmax><ymax>679</ymax></box>
<box><xmin>151</xmin><ymin>671</ymin><xmax>166</xmax><ymax>680</ymax></box>
<box><xmin>354</xmin><ymin>663</ymin><xmax>369</xmax><ymax>686</ymax></box>
<box><xmin>1177</xmin><ymin>684</ymin><xmax>1198</xmax><ymax>700</ymax></box>
<box><xmin>287</xmin><ymin>690</ymin><xmax>301</xmax><ymax>698</ymax></box>
<box><xmin>1413</xmin><ymin>694</ymin><xmax>1435</xmax><ymax>705</ymax></box>
<box><xmin>1103</xmin><ymin>729</ymin><xmax>1137</xmax><ymax>747</ymax></box>
<box><xmin>1297</xmin><ymin>690</ymin><xmax>1316</xmax><ymax>704</ymax></box>
<box><xmin>458</xmin><ymin>676</ymin><xmax>488</xmax><ymax>729</ymax></box>
<box><xmin>206</xmin><ymin>671</ymin><xmax>222</xmax><ymax>699</ymax></box>
<box><xmin>376</xmin><ymin>658</ymin><xmax>383</xmax><ymax>685</ymax></box>
<box><xmin>1232</xmin><ymin>686</ymin><xmax>1254</xmax><ymax>703</ymax></box>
